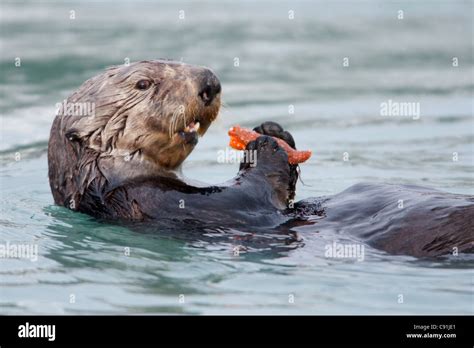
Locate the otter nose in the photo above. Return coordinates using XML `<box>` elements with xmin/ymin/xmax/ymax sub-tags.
<box><xmin>198</xmin><ymin>70</ymin><xmax>221</xmax><ymax>106</ymax></box>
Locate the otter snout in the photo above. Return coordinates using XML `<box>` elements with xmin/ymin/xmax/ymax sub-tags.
<box><xmin>198</xmin><ymin>69</ymin><xmax>221</xmax><ymax>106</ymax></box>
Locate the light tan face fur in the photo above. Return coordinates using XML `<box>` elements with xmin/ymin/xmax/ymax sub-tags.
<box><xmin>61</xmin><ymin>60</ymin><xmax>221</xmax><ymax>171</ymax></box>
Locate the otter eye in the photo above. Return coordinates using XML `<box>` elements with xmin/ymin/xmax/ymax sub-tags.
<box><xmin>135</xmin><ymin>80</ymin><xmax>152</xmax><ymax>90</ymax></box>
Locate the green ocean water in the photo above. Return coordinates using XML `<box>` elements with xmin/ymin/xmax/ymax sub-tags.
<box><xmin>0</xmin><ymin>0</ymin><xmax>473</xmax><ymax>314</ymax></box>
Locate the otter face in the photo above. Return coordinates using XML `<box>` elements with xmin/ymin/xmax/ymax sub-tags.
<box><xmin>61</xmin><ymin>60</ymin><xmax>221</xmax><ymax>170</ymax></box>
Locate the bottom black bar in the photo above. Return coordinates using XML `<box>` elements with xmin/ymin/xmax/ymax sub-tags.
<box><xmin>0</xmin><ymin>315</ymin><xmax>471</xmax><ymax>346</ymax></box>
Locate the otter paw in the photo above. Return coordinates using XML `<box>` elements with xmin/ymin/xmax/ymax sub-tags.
<box><xmin>253</xmin><ymin>121</ymin><xmax>299</xmax><ymax>202</ymax></box>
<box><xmin>239</xmin><ymin>135</ymin><xmax>293</xmax><ymax>207</ymax></box>
<box><xmin>239</xmin><ymin>135</ymin><xmax>289</xmax><ymax>171</ymax></box>
<box><xmin>253</xmin><ymin>121</ymin><xmax>296</xmax><ymax>149</ymax></box>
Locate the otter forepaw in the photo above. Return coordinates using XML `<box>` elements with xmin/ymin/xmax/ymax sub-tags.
<box><xmin>253</xmin><ymin>121</ymin><xmax>296</xmax><ymax>149</ymax></box>
<box><xmin>238</xmin><ymin>135</ymin><xmax>295</xmax><ymax>208</ymax></box>
<box><xmin>253</xmin><ymin>121</ymin><xmax>299</xmax><ymax>203</ymax></box>
<box><xmin>239</xmin><ymin>135</ymin><xmax>288</xmax><ymax>171</ymax></box>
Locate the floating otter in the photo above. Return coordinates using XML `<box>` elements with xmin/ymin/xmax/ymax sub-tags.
<box><xmin>48</xmin><ymin>60</ymin><xmax>474</xmax><ymax>258</ymax></box>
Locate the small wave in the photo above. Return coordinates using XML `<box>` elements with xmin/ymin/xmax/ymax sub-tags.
<box><xmin>0</xmin><ymin>141</ymin><xmax>48</xmax><ymax>165</ymax></box>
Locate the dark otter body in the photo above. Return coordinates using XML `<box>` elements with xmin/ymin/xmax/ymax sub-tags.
<box><xmin>48</xmin><ymin>60</ymin><xmax>473</xmax><ymax>258</ymax></box>
<box><xmin>294</xmin><ymin>183</ymin><xmax>474</xmax><ymax>257</ymax></box>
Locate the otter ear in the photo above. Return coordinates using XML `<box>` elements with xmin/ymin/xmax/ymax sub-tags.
<box><xmin>65</xmin><ymin>129</ymin><xmax>81</xmax><ymax>142</ymax></box>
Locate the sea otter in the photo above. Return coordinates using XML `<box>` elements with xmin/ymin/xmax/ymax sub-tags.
<box><xmin>48</xmin><ymin>60</ymin><xmax>474</xmax><ymax>258</ymax></box>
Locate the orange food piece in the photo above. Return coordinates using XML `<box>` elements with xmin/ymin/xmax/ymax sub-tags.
<box><xmin>228</xmin><ymin>125</ymin><xmax>312</xmax><ymax>165</ymax></box>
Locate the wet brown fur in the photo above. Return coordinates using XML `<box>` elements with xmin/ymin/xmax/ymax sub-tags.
<box><xmin>48</xmin><ymin>60</ymin><xmax>221</xmax><ymax>208</ymax></box>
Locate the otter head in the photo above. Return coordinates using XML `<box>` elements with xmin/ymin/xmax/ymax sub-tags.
<box><xmin>48</xmin><ymin>60</ymin><xmax>221</xmax><ymax>206</ymax></box>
